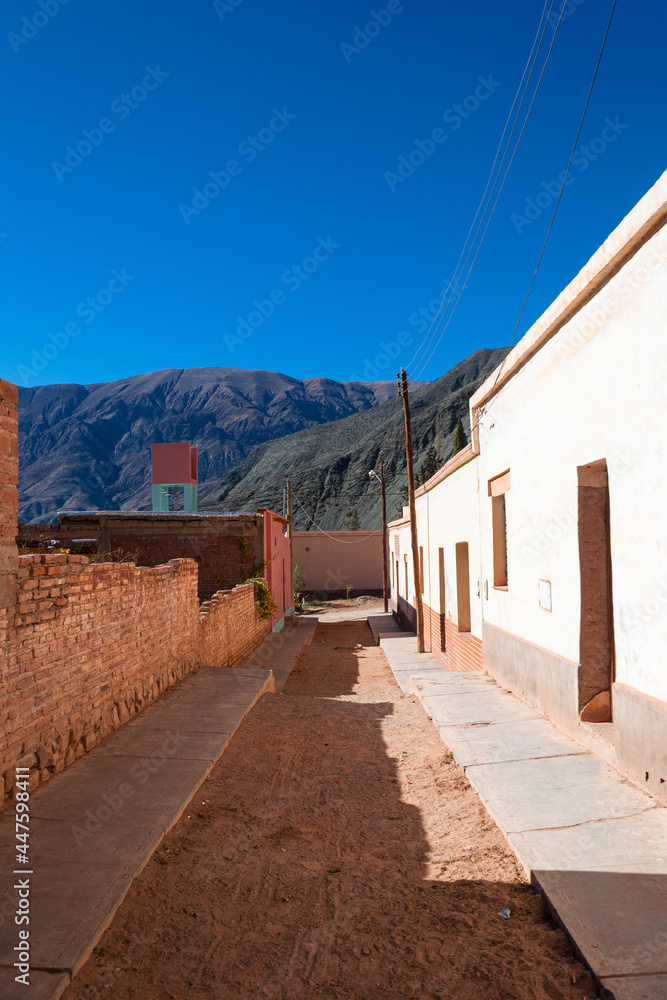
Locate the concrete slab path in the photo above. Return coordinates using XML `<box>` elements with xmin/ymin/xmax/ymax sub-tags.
<box><xmin>0</xmin><ymin>621</ymin><xmax>313</xmax><ymax>1000</ymax></box>
<box><xmin>379</xmin><ymin>626</ymin><xmax>667</xmax><ymax>1000</ymax></box>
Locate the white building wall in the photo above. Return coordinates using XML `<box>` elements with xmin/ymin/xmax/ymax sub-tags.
<box><xmin>416</xmin><ymin>455</ymin><xmax>483</xmax><ymax>640</ymax></box>
<box><xmin>477</xmin><ymin>222</ymin><xmax>667</xmax><ymax>704</ymax></box>
<box><xmin>388</xmin><ymin>516</ymin><xmax>413</xmax><ymax>614</ymax></box>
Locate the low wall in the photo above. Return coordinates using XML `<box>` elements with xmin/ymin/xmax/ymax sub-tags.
<box><xmin>293</xmin><ymin>530</ymin><xmax>383</xmax><ymax>594</ymax></box>
<box><xmin>1</xmin><ymin>553</ymin><xmax>269</xmax><ymax>805</ymax></box>
<box><xmin>199</xmin><ymin>581</ymin><xmax>271</xmax><ymax>666</ymax></box>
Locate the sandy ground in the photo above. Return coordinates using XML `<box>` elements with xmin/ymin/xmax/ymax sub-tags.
<box><xmin>63</xmin><ymin>619</ymin><xmax>597</xmax><ymax>1000</ymax></box>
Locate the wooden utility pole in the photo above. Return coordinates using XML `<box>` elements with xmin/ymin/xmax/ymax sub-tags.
<box><xmin>397</xmin><ymin>369</ymin><xmax>425</xmax><ymax>652</ymax></box>
<box><xmin>286</xmin><ymin>480</ymin><xmax>294</xmax><ymax>612</ymax></box>
<box><xmin>380</xmin><ymin>459</ymin><xmax>388</xmax><ymax>613</ymax></box>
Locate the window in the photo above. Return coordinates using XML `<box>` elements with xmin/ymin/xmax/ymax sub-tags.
<box><xmin>404</xmin><ymin>555</ymin><xmax>408</xmax><ymax>599</ymax></box>
<box><xmin>489</xmin><ymin>470</ymin><xmax>510</xmax><ymax>588</ymax></box>
<box><xmin>419</xmin><ymin>547</ymin><xmax>424</xmax><ymax>593</ymax></box>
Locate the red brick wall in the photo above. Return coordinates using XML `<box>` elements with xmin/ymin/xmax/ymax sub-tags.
<box><xmin>0</xmin><ymin>557</ymin><xmax>269</xmax><ymax>804</ymax></box>
<box><xmin>422</xmin><ymin>600</ymin><xmax>484</xmax><ymax>672</ymax></box>
<box><xmin>0</xmin><ymin>374</ymin><xmax>271</xmax><ymax>806</ymax></box>
<box><xmin>0</xmin><ymin>378</ymin><xmax>18</xmax><ymax>612</ymax></box>
<box><xmin>199</xmin><ymin>582</ymin><xmax>271</xmax><ymax>667</ymax></box>
<box><xmin>103</xmin><ymin>528</ymin><xmax>260</xmax><ymax>601</ymax></box>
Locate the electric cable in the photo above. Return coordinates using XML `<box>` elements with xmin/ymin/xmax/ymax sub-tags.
<box><xmin>405</xmin><ymin>0</ymin><xmax>559</xmax><ymax>377</ymax></box>
<box><xmin>412</xmin><ymin>0</ymin><xmax>571</xmax><ymax>380</ymax></box>
<box><xmin>485</xmin><ymin>0</ymin><xmax>620</xmax><ymax>396</ymax></box>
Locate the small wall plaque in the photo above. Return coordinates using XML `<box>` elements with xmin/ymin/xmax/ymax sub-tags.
<box><xmin>538</xmin><ymin>579</ymin><xmax>552</xmax><ymax>612</ymax></box>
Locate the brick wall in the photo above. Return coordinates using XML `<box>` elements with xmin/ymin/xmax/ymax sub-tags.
<box><xmin>199</xmin><ymin>582</ymin><xmax>271</xmax><ymax>667</ymax></box>
<box><xmin>442</xmin><ymin>616</ymin><xmax>484</xmax><ymax>672</ymax></box>
<box><xmin>399</xmin><ymin>598</ymin><xmax>484</xmax><ymax>672</ymax></box>
<box><xmin>0</xmin><ymin>378</ymin><xmax>271</xmax><ymax>806</ymax></box>
<box><xmin>0</xmin><ymin>555</ymin><xmax>270</xmax><ymax>804</ymax></box>
<box><xmin>2</xmin><ymin>555</ymin><xmax>197</xmax><ymax>798</ymax></box>
<box><xmin>59</xmin><ymin>513</ymin><xmax>265</xmax><ymax>602</ymax></box>
<box><xmin>105</xmin><ymin>529</ymin><xmax>259</xmax><ymax>601</ymax></box>
<box><xmin>0</xmin><ymin>378</ymin><xmax>18</xmax><ymax>612</ymax></box>
<box><xmin>422</xmin><ymin>601</ymin><xmax>483</xmax><ymax>672</ymax></box>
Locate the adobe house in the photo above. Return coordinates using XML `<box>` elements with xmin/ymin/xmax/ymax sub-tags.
<box><xmin>392</xmin><ymin>168</ymin><xmax>667</xmax><ymax>802</ymax></box>
<box><xmin>388</xmin><ymin>443</ymin><xmax>483</xmax><ymax>673</ymax></box>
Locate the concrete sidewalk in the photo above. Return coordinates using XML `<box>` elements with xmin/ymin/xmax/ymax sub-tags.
<box><xmin>379</xmin><ymin>629</ymin><xmax>667</xmax><ymax>1000</ymax></box>
<box><xmin>0</xmin><ymin>620</ymin><xmax>314</xmax><ymax>1000</ymax></box>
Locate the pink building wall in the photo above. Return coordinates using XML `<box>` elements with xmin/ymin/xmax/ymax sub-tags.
<box><xmin>259</xmin><ymin>508</ymin><xmax>291</xmax><ymax>625</ymax></box>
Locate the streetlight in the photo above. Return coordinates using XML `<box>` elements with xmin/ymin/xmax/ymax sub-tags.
<box><xmin>369</xmin><ymin>461</ymin><xmax>388</xmax><ymax>613</ymax></box>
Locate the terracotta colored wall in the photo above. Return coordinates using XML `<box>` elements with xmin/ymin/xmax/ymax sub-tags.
<box><xmin>0</xmin><ymin>378</ymin><xmax>270</xmax><ymax>807</ymax></box>
<box><xmin>199</xmin><ymin>581</ymin><xmax>270</xmax><ymax>667</ymax></box>
<box><xmin>442</xmin><ymin>615</ymin><xmax>484</xmax><ymax>672</ymax></box>
<box><xmin>260</xmin><ymin>508</ymin><xmax>291</xmax><ymax>622</ymax></box>
<box><xmin>293</xmin><ymin>530</ymin><xmax>384</xmax><ymax>594</ymax></box>
<box><xmin>0</xmin><ymin>556</ymin><xmax>269</xmax><ymax>805</ymax></box>
<box><xmin>421</xmin><ymin>601</ymin><xmax>483</xmax><ymax>672</ymax></box>
<box><xmin>0</xmin><ymin>379</ymin><xmax>18</xmax><ymax>612</ymax></box>
<box><xmin>105</xmin><ymin>528</ymin><xmax>259</xmax><ymax>601</ymax></box>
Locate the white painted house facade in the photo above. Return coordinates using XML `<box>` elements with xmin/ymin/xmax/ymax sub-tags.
<box><xmin>391</xmin><ymin>169</ymin><xmax>667</xmax><ymax>801</ymax></box>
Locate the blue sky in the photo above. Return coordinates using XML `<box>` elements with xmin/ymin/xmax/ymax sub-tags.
<box><xmin>2</xmin><ymin>0</ymin><xmax>665</xmax><ymax>388</ymax></box>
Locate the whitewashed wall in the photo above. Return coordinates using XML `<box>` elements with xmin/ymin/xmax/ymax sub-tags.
<box><xmin>476</xmin><ymin>224</ymin><xmax>667</xmax><ymax>703</ymax></box>
<box><xmin>415</xmin><ymin>456</ymin><xmax>483</xmax><ymax>639</ymax></box>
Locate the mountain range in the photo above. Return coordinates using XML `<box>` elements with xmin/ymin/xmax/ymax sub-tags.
<box><xmin>17</xmin><ymin>368</ymin><xmax>422</xmax><ymax>523</ymax></box>
<box><xmin>17</xmin><ymin>351</ymin><xmax>508</xmax><ymax>527</ymax></box>
<box><xmin>197</xmin><ymin>347</ymin><xmax>510</xmax><ymax>528</ymax></box>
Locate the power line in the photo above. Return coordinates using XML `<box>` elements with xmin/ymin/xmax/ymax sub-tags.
<box><xmin>291</xmin><ymin>490</ymin><xmax>383</xmax><ymax>543</ymax></box>
<box><xmin>487</xmin><ymin>0</ymin><xmax>620</xmax><ymax>396</ymax></box>
<box><xmin>405</xmin><ymin>0</ymin><xmax>560</xmax><ymax>377</ymax></box>
<box><xmin>412</xmin><ymin>0</ymin><xmax>570</xmax><ymax>380</ymax></box>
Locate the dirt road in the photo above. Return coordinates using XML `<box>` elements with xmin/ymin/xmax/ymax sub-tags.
<box><xmin>64</xmin><ymin>618</ymin><xmax>596</xmax><ymax>1000</ymax></box>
